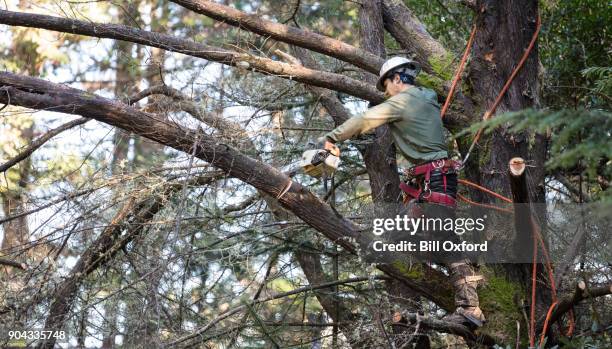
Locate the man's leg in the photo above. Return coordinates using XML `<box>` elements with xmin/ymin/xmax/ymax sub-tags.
<box><xmin>444</xmin><ymin>260</ymin><xmax>486</xmax><ymax>327</ymax></box>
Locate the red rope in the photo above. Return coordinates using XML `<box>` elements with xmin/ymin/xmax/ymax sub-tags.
<box><xmin>533</xmin><ymin>215</ymin><xmax>576</xmax><ymax>342</ymax></box>
<box><xmin>458</xmin><ymin>179</ymin><xmax>513</xmax><ymax>203</ymax></box>
<box><xmin>540</xmin><ymin>301</ymin><xmax>559</xmax><ymax>346</ymax></box>
<box><xmin>457</xmin><ymin>193</ymin><xmax>512</xmax><ymax>214</ymax></box>
<box><xmin>440</xmin><ymin>23</ymin><xmax>477</xmax><ymax>119</ymax></box>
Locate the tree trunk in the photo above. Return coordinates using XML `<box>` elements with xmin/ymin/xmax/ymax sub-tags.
<box><xmin>466</xmin><ymin>1</ymin><xmax>551</xmax><ymax>344</ymax></box>
<box><xmin>358</xmin><ymin>0</ymin><xmax>401</xmax><ymax>203</ymax></box>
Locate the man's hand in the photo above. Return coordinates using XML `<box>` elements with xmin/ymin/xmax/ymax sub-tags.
<box><xmin>324</xmin><ymin>140</ymin><xmax>340</xmax><ymax>157</ymax></box>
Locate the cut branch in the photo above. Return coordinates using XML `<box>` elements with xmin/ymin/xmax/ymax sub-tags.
<box><xmin>0</xmin><ymin>10</ymin><xmax>383</xmax><ymax>103</ymax></box>
<box><xmin>169</xmin><ymin>0</ymin><xmax>383</xmax><ymax>74</ymax></box>
<box><xmin>508</xmin><ymin>157</ymin><xmax>533</xmax><ymax>261</ymax></box>
<box><xmin>547</xmin><ymin>282</ymin><xmax>612</xmax><ymax>327</ymax></box>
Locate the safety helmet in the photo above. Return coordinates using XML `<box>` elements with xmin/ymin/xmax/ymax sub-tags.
<box><xmin>376</xmin><ymin>57</ymin><xmax>420</xmax><ymax>91</ymax></box>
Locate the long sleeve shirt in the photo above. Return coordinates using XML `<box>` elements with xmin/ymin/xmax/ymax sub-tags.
<box><xmin>324</xmin><ymin>86</ymin><xmax>448</xmax><ymax>164</ymax></box>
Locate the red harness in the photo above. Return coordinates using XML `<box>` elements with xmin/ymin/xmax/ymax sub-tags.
<box><xmin>400</xmin><ymin>158</ymin><xmax>461</xmax><ymax>208</ymax></box>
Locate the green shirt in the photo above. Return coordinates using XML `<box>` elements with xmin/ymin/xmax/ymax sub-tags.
<box><xmin>324</xmin><ymin>87</ymin><xmax>448</xmax><ymax>164</ymax></box>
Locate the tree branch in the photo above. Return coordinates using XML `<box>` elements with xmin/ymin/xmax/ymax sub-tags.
<box><xmin>0</xmin><ymin>257</ymin><xmax>27</xmax><ymax>270</ymax></box>
<box><xmin>39</xmin><ymin>173</ymin><xmax>224</xmax><ymax>349</ymax></box>
<box><xmin>169</xmin><ymin>0</ymin><xmax>383</xmax><ymax>74</ymax></box>
<box><xmin>0</xmin><ymin>10</ymin><xmax>383</xmax><ymax>103</ymax></box>
<box><xmin>547</xmin><ymin>281</ymin><xmax>612</xmax><ymax>327</ymax></box>
<box><xmin>166</xmin><ymin>275</ymin><xmax>389</xmax><ymax>346</ymax></box>
<box><xmin>381</xmin><ymin>0</ymin><xmax>475</xmax><ymax>126</ymax></box>
<box><xmin>0</xmin><ymin>117</ymin><xmax>90</xmax><ymax>173</ymax></box>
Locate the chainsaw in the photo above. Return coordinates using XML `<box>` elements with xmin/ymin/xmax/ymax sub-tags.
<box><xmin>299</xmin><ymin>141</ymin><xmax>340</xmax><ymax>178</ymax></box>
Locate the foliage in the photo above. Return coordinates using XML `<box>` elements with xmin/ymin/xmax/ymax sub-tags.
<box><xmin>540</xmin><ymin>0</ymin><xmax>611</xmax><ymax>108</ymax></box>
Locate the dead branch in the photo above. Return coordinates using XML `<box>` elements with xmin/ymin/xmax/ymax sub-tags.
<box><xmin>547</xmin><ymin>281</ymin><xmax>612</xmax><ymax>327</ymax></box>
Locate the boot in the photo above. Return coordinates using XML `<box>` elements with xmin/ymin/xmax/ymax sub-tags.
<box><xmin>442</xmin><ymin>261</ymin><xmax>486</xmax><ymax>327</ymax></box>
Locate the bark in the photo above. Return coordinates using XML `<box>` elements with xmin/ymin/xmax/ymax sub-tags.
<box><xmin>508</xmin><ymin>158</ymin><xmax>532</xmax><ymax>261</ymax></box>
<box><xmin>0</xmin><ymin>71</ymin><xmax>455</xmax><ymax>310</ymax></box>
<box><xmin>0</xmin><ymin>10</ymin><xmax>384</xmax><ymax>104</ymax></box>
<box><xmin>468</xmin><ymin>1</ymin><xmax>551</xmax><ymax>343</ymax></box>
<box><xmin>169</xmin><ymin>0</ymin><xmax>383</xmax><ymax>74</ymax></box>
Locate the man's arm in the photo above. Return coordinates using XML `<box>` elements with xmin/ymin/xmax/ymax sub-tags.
<box><xmin>323</xmin><ymin>98</ymin><xmax>402</xmax><ymax>144</ymax></box>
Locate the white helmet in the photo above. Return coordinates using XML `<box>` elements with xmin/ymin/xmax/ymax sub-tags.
<box><xmin>376</xmin><ymin>57</ymin><xmax>420</xmax><ymax>91</ymax></box>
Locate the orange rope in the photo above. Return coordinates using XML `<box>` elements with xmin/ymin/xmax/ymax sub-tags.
<box><xmin>532</xmin><ymin>216</ymin><xmax>576</xmax><ymax>340</ymax></box>
<box><xmin>457</xmin><ymin>193</ymin><xmax>513</xmax><ymax>213</ymax></box>
<box><xmin>440</xmin><ymin>24</ymin><xmax>477</xmax><ymax>119</ymax></box>
<box><xmin>540</xmin><ymin>301</ymin><xmax>559</xmax><ymax>346</ymax></box>
<box><xmin>458</xmin><ymin>179</ymin><xmax>513</xmax><ymax>203</ymax></box>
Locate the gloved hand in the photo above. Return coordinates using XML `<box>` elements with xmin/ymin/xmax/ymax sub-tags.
<box><xmin>324</xmin><ymin>140</ymin><xmax>340</xmax><ymax>157</ymax></box>
<box><xmin>315</xmin><ymin>136</ymin><xmax>340</xmax><ymax>157</ymax></box>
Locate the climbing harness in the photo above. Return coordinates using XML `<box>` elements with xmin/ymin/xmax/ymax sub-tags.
<box><xmin>400</xmin><ymin>158</ymin><xmax>460</xmax><ymax>207</ymax></box>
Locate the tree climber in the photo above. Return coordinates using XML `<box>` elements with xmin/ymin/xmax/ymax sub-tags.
<box><xmin>318</xmin><ymin>57</ymin><xmax>486</xmax><ymax>327</ymax></box>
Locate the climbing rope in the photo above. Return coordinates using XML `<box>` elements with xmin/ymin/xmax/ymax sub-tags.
<box><xmin>456</xmin><ymin>193</ymin><xmax>512</xmax><ymax>213</ymax></box>
<box><xmin>440</xmin><ymin>23</ymin><xmax>477</xmax><ymax>119</ymax></box>
<box><xmin>458</xmin><ymin>179</ymin><xmax>513</xmax><ymax>203</ymax></box>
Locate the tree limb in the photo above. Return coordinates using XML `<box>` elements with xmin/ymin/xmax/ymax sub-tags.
<box><xmin>547</xmin><ymin>281</ymin><xmax>612</xmax><ymax>327</ymax></box>
<box><xmin>0</xmin><ymin>117</ymin><xmax>90</xmax><ymax>173</ymax></box>
<box><xmin>381</xmin><ymin>0</ymin><xmax>475</xmax><ymax>126</ymax></box>
<box><xmin>169</xmin><ymin>0</ymin><xmax>383</xmax><ymax>74</ymax></box>
<box><xmin>0</xmin><ymin>257</ymin><xmax>27</xmax><ymax>270</ymax></box>
<box><xmin>0</xmin><ymin>10</ymin><xmax>384</xmax><ymax>104</ymax></box>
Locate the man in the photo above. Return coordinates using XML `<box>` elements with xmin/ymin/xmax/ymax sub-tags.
<box><xmin>319</xmin><ymin>57</ymin><xmax>486</xmax><ymax>327</ymax></box>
